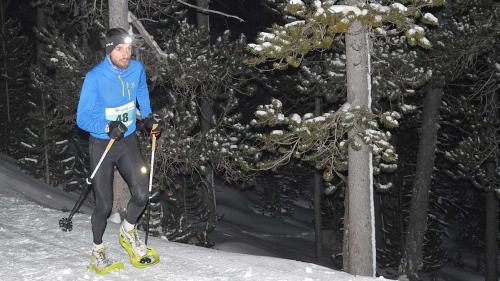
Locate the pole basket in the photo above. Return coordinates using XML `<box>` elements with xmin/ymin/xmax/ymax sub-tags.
<box><xmin>59</xmin><ymin>217</ymin><xmax>73</xmax><ymax>232</ymax></box>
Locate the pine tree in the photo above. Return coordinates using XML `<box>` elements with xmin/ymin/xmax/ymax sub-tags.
<box><xmin>402</xmin><ymin>1</ymin><xmax>499</xmax><ymax>279</ymax></box>
<box><xmin>16</xmin><ymin>1</ymin><xmax>104</xmax><ymax>189</ymax></box>
<box><xmin>131</xmin><ymin>17</ymin><xmax>256</xmax><ymax>244</ymax></box>
<box><xmin>0</xmin><ymin>3</ymin><xmax>32</xmax><ymax>156</ymax></box>
<box><xmin>245</xmin><ymin>0</ymin><xmax>444</xmax><ymax>276</ymax></box>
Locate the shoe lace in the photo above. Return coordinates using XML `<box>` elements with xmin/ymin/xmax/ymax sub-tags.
<box><xmin>127</xmin><ymin>228</ymin><xmax>148</xmax><ymax>253</ymax></box>
<box><xmin>95</xmin><ymin>249</ymin><xmax>111</xmax><ymax>265</ymax></box>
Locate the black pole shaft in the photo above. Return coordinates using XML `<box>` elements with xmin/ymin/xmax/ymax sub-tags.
<box><xmin>145</xmin><ymin>199</ymin><xmax>151</xmax><ymax>245</ymax></box>
<box><xmin>67</xmin><ymin>184</ymin><xmax>92</xmax><ymax>221</ymax></box>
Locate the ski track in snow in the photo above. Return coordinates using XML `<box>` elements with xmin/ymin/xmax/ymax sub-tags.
<box><xmin>0</xmin><ymin>188</ymin><xmax>384</xmax><ymax>281</ymax></box>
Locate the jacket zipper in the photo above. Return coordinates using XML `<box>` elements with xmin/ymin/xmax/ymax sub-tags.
<box><xmin>118</xmin><ymin>75</ymin><xmax>131</xmax><ymax>100</ymax></box>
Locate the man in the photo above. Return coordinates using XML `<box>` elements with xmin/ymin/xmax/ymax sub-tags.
<box><xmin>76</xmin><ymin>27</ymin><xmax>161</xmax><ymax>274</ymax></box>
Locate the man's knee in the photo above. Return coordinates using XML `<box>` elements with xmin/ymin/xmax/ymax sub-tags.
<box><xmin>133</xmin><ymin>186</ymin><xmax>149</xmax><ymax>207</ymax></box>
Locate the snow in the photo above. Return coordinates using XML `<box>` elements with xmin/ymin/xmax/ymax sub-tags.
<box><xmin>422</xmin><ymin>13</ymin><xmax>438</xmax><ymax>25</ymax></box>
<box><xmin>0</xmin><ymin>190</ymin><xmax>368</xmax><ymax>281</ymax></box>
<box><xmin>255</xmin><ymin>110</ymin><xmax>267</xmax><ymax>117</ymax></box>
<box><xmin>61</xmin><ymin>156</ymin><xmax>76</xmax><ymax>163</ymax></box>
<box><xmin>290</xmin><ymin>113</ymin><xmax>302</xmax><ymax>124</ymax></box>
<box><xmin>418</xmin><ymin>37</ymin><xmax>431</xmax><ymax>47</ymax></box>
<box><xmin>400</xmin><ymin>104</ymin><xmax>417</xmax><ymax>113</ymax></box>
<box><xmin>284</xmin><ymin>20</ymin><xmax>305</xmax><ymax>27</ymax></box>
<box><xmin>20</xmin><ymin>141</ymin><xmax>33</xmax><ymax>149</ymax></box>
<box><xmin>271</xmin><ymin>130</ymin><xmax>284</xmax><ymax>135</ymax></box>
<box><xmin>262</xmin><ymin>42</ymin><xmax>273</xmax><ymax>48</ymax></box>
<box><xmin>328</xmin><ymin>71</ymin><xmax>344</xmax><ymax>77</ymax></box>
<box><xmin>414</xmin><ymin>25</ymin><xmax>425</xmax><ymax>33</ymax></box>
<box><xmin>56</xmin><ymin>50</ymin><xmax>67</xmax><ymax>58</ymax></box>
<box><xmin>288</xmin><ymin>0</ymin><xmax>304</xmax><ymax>5</ymax></box>
<box><xmin>390</xmin><ymin>3</ymin><xmax>408</xmax><ymax>13</ymax></box>
<box><xmin>369</xmin><ymin>3</ymin><xmax>390</xmax><ymax>13</ymax></box>
<box><xmin>25</xmin><ymin>127</ymin><xmax>39</xmax><ymax>138</ymax></box>
<box><xmin>303</xmin><ymin>113</ymin><xmax>314</xmax><ymax>120</ymax></box>
<box><xmin>305</xmin><ymin>116</ymin><xmax>326</xmax><ymax>124</ymax></box>
<box><xmin>248</xmin><ymin>43</ymin><xmax>263</xmax><ymax>52</ymax></box>
<box><xmin>0</xmin><ymin>156</ymin><xmax>388</xmax><ymax>281</ymax></box>
<box><xmin>20</xmin><ymin>157</ymin><xmax>38</xmax><ymax>163</ymax></box>
<box><xmin>328</xmin><ymin>5</ymin><xmax>362</xmax><ymax>16</ymax></box>
<box><xmin>0</xmin><ymin>155</ymin><xmax>488</xmax><ymax>281</ymax></box>
<box><xmin>258</xmin><ymin>32</ymin><xmax>276</xmax><ymax>40</ymax></box>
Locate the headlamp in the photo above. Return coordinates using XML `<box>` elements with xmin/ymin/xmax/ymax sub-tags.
<box><xmin>124</xmin><ymin>36</ymin><xmax>133</xmax><ymax>44</ymax></box>
<box><xmin>105</xmin><ymin>34</ymin><xmax>134</xmax><ymax>54</ymax></box>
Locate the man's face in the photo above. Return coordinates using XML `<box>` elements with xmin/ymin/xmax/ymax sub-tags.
<box><xmin>110</xmin><ymin>43</ymin><xmax>132</xmax><ymax>69</ymax></box>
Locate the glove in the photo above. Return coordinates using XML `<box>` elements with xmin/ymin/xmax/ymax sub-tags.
<box><xmin>143</xmin><ymin>114</ymin><xmax>163</xmax><ymax>138</ymax></box>
<box><xmin>107</xmin><ymin>121</ymin><xmax>127</xmax><ymax>140</ymax></box>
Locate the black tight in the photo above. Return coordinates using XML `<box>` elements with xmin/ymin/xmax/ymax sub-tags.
<box><xmin>89</xmin><ymin>134</ymin><xmax>149</xmax><ymax>244</ymax></box>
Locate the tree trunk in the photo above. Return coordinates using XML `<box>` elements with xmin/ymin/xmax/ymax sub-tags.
<box><xmin>36</xmin><ymin>6</ymin><xmax>50</xmax><ymax>184</ymax></box>
<box><xmin>108</xmin><ymin>0</ymin><xmax>128</xmax><ymax>29</ymax></box>
<box><xmin>197</xmin><ymin>0</ymin><xmax>211</xmax><ymax>136</ymax></box>
<box><xmin>197</xmin><ymin>0</ymin><xmax>212</xmax><ymax>137</ymax></box>
<box><xmin>41</xmin><ymin>82</ymin><xmax>49</xmax><ymax>184</ymax></box>
<box><xmin>0</xmin><ymin>0</ymin><xmax>10</xmax><ymax>152</ymax></box>
<box><xmin>79</xmin><ymin>0</ymin><xmax>90</xmax><ymax>51</ymax></box>
<box><xmin>314</xmin><ymin>96</ymin><xmax>322</xmax><ymax>260</ymax></box>
<box><xmin>403</xmin><ymin>83</ymin><xmax>443</xmax><ymax>281</ymax></box>
<box><xmin>196</xmin><ymin>0</ymin><xmax>216</xmax><ymax>230</ymax></box>
<box><xmin>343</xmin><ymin>11</ymin><xmax>375</xmax><ymax>277</ymax></box>
<box><xmin>196</xmin><ymin>0</ymin><xmax>209</xmax><ymax>31</ymax></box>
<box><xmin>485</xmin><ymin>161</ymin><xmax>498</xmax><ymax>281</ymax></box>
<box><xmin>200</xmin><ymin>96</ymin><xmax>213</xmax><ymax>134</ymax></box>
<box><xmin>343</xmin><ymin>181</ymin><xmax>350</xmax><ymax>271</ymax></box>
<box><xmin>108</xmin><ymin>0</ymin><xmax>131</xmax><ymax>219</ymax></box>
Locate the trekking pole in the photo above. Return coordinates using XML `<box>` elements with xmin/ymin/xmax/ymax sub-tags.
<box><xmin>59</xmin><ymin>138</ymin><xmax>115</xmax><ymax>231</ymax></box>
<box><xmin>145</xmin><ymin>125</ymin><xmax>158</xmax><ymax>245</ymax></box>
<box><xmin>86</xmin><ymin>139</ymin><xmax>116</xmax><ymax>185</ymax></box>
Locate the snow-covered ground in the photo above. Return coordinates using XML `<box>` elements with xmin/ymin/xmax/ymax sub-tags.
<box><xmin>0</xmin><ymin>155</ymin><xmax>491</xmax><ymax>281</ymax></box>
<box><xmin>0</xmin><ymin>156</ymin><xmax>386</xmax><ymax>281</ymax></box>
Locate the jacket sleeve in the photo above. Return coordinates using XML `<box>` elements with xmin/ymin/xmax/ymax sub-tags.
<box><xmin>76</xmin><ymin>72</ymin><xmax>109</xmax><ymax>134</ymax></box>
<box><xmin>136</xmin><ymin>64</ymin><xmax>152</xmax><ymax>118</ymax></box>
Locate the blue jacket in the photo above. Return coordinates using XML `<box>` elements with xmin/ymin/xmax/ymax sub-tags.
<box><xmin>77</xmin><ymin>56</ymin><xmax>152</xmax><ymax>139</ymax></box>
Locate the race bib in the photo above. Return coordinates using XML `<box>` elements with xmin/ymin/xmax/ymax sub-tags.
<box><xmin>105</xmin><ymin>101</ymin><xmax>135</xmax><ymax>127</ymax></box>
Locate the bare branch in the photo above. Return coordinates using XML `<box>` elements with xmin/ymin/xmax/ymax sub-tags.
<box><xmin>176</xmin><ymin>0</ymin><xmax>244</xmax><ymax>23</ymax></box>
<box><xmin>128</xmin><ymin>12</ymin><xmax>169</xmax><ymax>60</ymax></box>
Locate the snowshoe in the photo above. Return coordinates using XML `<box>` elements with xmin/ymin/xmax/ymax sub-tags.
<box><xmin>119</xmin><ymin>225</ymin><xmax>160</xmax><ymax>268</ymax></box>
<box><xmin>88</xmin><ymin>247</ymin><xmax>124</xmax><ymax>275</ymax></box>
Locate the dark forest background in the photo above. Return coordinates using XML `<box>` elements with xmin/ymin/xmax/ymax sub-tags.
<box><xmin>0</xmin><ymin>0</ymin><xmax>499</xmax><ymax>280</ymax></box>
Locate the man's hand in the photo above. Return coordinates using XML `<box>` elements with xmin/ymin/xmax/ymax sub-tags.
<box><xmin>143</xmin><ymin>114</ymin><xmax>163</xmax><ymax>138</ymax></box>
<box><xmin>107</xmin><ymin>121</ymin><xmax>127</xmax><ymax>140</ymax></box>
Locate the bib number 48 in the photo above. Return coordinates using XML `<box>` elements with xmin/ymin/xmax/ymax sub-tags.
<box><xmin>115</xmin><ymin>113</ymin><xmax>129</xmax><ymax>123</ymax></box>
<box><xmin>105</xmin><ymin>101</ymin><xmax>135</xmax><ymax>127</ymax></box>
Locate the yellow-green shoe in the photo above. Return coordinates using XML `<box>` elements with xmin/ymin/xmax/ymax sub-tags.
<box><xmin>88</xmin><ymin>247</ymin><xmax>124</xmax><ymax>275</ymax></box>
<box><xmin>119</xmin><ymin>225</ymin><xmax>160</xmax><ymax>268</ymax></box>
